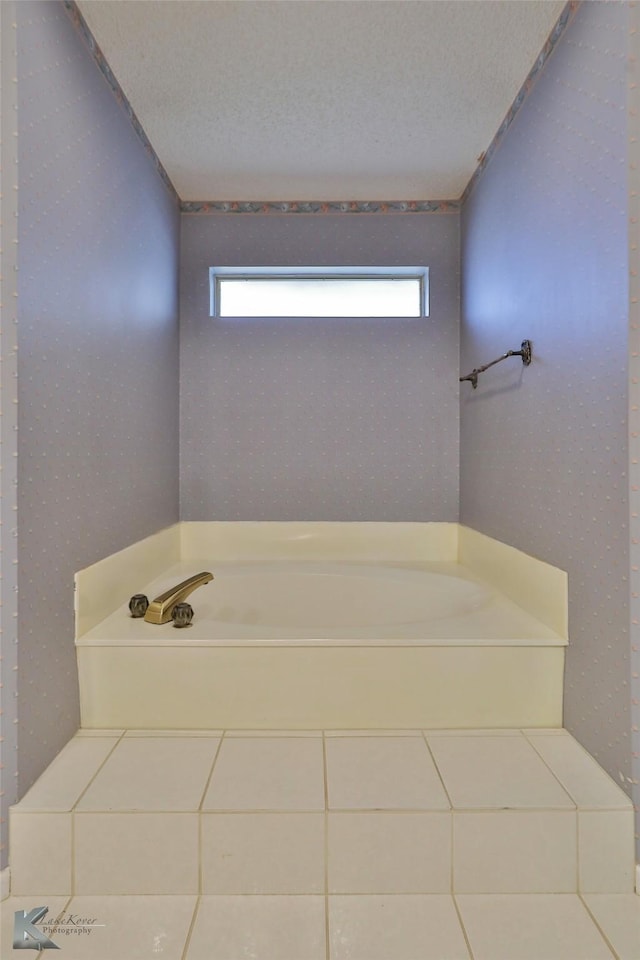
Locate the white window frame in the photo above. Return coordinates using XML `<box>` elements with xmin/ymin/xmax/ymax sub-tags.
<box><xmin>209</xmin><ymin>265</ymin><xmax>429</xmax><ymax>318</ymax></box>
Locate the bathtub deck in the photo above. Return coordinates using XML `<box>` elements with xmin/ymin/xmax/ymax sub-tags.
<box><xmin>6</xmin><ymin>729</ymin><xmax>636</xmax><ymax>958</ymax></box>
<box><xmin>76</xmin><ymin>560</ymin><xmax>565</xmax><ymax>729</ymax></box>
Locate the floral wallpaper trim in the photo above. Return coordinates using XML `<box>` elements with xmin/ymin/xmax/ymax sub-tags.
<box><xmin>180</xmin><ymin>199</ymin><xmax>460</xmax><ymax>215</ymax></box>
<box><xmin>461</xmin><ymin>0</ymin><xmax>582</xmax><ymax>204</ymax></box>
<box><xmin>62</xmin><ymin>0</ymin><xmax>180</xmax><ymax>204</ymax></box>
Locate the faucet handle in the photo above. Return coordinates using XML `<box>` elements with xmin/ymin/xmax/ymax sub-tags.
<box><xmin>172</xmin><ymin>602</ymin><xmax>194</xmax><ymax>628</ymax></box>
<box><xmin>129</xmin><ymin>594</ymin><xmax>149</xmax><ymax>618</ymax></box>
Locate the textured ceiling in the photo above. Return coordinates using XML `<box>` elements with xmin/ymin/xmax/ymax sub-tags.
<box><xmin>77</xmin><ymin>0</ymin><xmax>566</xmax><ymax>201</ymax></box>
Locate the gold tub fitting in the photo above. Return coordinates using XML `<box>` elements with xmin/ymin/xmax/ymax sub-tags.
<box><xmin>144</xmin><ymin>571</ymin><xmax>214</xmax><ymax>624</ymax></box>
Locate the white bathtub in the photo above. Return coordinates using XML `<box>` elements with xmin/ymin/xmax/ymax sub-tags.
<box><xmin>75</xmin><ymin>522</ymin><xmax>568</xmax><ymax>728</ymax></box>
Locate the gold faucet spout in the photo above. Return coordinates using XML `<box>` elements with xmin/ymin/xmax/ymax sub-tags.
<box><xmin>144</xmin><ymin>571</ymin><xmax>213</xmax><ymax>624</ymax></box>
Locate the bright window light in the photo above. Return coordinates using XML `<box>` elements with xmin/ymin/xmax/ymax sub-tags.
<box><xmin>210</xmin><ymin>267</ymin><xmax>429</xmax><ymax>318</ymax></box>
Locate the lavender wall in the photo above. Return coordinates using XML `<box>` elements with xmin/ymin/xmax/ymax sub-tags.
<box><xmin>460</xmin><ymin>1</ymin><xmax>630</xmax><ymax>793</ymax></box>
<box><xmin>1</xmin><ymin>0</ymin><xmax>20</xmax><ymax>875</ymax></box>
<box><xmin>14</xmin><ymin>0</ymin><xmax>180</xmax><ymax>816</ymax></box>
<box><xmin>180</xmin><ymin>213</ymin><xmax>459</xmax><ymax>520</ymax></box>
<box><xmin>628</xmin><ymin>0</ymin><xmax>640</xmax><ymax>865</ymax></box>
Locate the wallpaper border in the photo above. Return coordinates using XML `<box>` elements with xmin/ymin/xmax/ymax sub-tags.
<box><xmin>62</xmin><ymin>0</ymin><xmax>180</xmax><ymax>203</ymax></box>
<box><xmin>180</xmin><ymin>199</ymin><xmax>460</xmax><ymax>215</ymax></box>
<box><xmin>461</xmin><ymin>0</ymin><xmax>582</xmax><ymax>204</ymax></box>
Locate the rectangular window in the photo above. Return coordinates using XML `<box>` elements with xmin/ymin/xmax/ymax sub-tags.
<box><xmin>210</xmin><ymin>266</ymin><xmax>429</xmax><ymax>318</ymax></box>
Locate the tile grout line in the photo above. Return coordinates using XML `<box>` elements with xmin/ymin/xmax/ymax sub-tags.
<box><xmin>451</xmin><ymin>893</ymin><xmax>476</xmax><ymax>960</ymax></box>
<box><xmin>577</xmin><ymin>892</ymin><xmax>622</xmax><ymax>960</ymax></box>
<box><xmin>421</xmin><ymin>732</ymin><xmax>455</xmax><ymax>809</ymax></box>
<box><xmin>72</xmin><ymin>730</ymin><xmax>128</xmax><ymax>811</ymax></box>
<box><xmin>328</xmin><ymin>806</ymin><xmax>450</xmax><ymax>814</ymax></box>
<box><xmin>322</xmin><ymin>731</ymin><xmax>330</xmax><ymax>960</ymax></box>
<box><xmin>521</xmin><ymin>730</ymin><xmax>580</xmax><ymax>809</ymax></box>
<box><xmin>524</xmin><ymin>729</ymin><xmax>585</xmax><ymax>893</ymax></box>
<box><xmin>180</xmin><ymin>895</ymin><xmax>202</xmax><ymax>960</ymax></box>
<box><xmin>70</xmin><ymin>730</ymin><xmax>128</xmax><ymax>896</ymax></box>
<box><xmin>47</xmin><ymin>803</ymin><xmax>591</xmax><ymax>814</ymax></box>
<box><xmin>446</xmin><ymin>806</ymin><xmax>578</xmax><ymax>814</ymax></box>
<box><xmin>196</xmin><ymin>731</ymin><xmax>227</xmax><ymax>896</ymax></box>
<box><xmin>523</xmin><ymin>727</ymin><xmax>637</xmax><ymax>796</ymax></box>
<box><xmin>197</xmin><ymin>731</ymin><xmax>227</xmax><ymax>810</ymax></box>
<box><xmin>63</xmin><ymin>806</ymin><xmax>331</xmax><ymax>815</ymax></box>
<box><xmin>16</xmin><ymin>888</ymin><xmax>635</xmax><ymax>900</ymax></box>
<box><xmin>523</xmin><ymin>728</ymin><xmax>635</xmax><ymax>894</ymax></box>
<box><xmin>45</xmin><ymin>890</ymin><xmax>612</xmax><ymax>898</ymax></box>
<box><xmin>51</xmin><ymin>895</ymin><xmax>74</xmax><ymax>931</ymax></box>
<box><xmin>70</xmin><ymin>810</ymin><xmax>75</xmax><ymax>898</ymax></box>
<box><xmin>576</xmin><ymin>804</ymin><xmax>581</xmax><ymax>893</ymax></box>
<box><xmin>421</xmin><ymin>731</ymin><xmax>455</xmax><ymax>895</ymax></box>
<box><xmin>450</xmin><ymin>813</ymin><xmax>455</xmax><ymax>898</ymax></box>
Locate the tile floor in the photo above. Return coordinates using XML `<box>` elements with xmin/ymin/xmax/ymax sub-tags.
<box><xmin>3</xmin><ymin>728</ymin><xmax>640</xmax><ymax>958</ymax></box>
<box><xmin>4</xmin><ymin>891</ymin><xmax>640</xmax><ymax>959</ymax></box>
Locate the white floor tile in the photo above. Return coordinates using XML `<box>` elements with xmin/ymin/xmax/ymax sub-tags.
<box><xmin>425</xmin><ymin>728</ymin><xmax>524</xmax><ymax>736</ymax></box>
<box><xmin>9</xmin><ymin>813</ymin><xmax>71</xmax><ymax>895</ymax></box>
<box><xmin>75</xmin><ymin>729</ymin><xmax>125</xmax><ymax>737</ymax></box>
<box><xmin>326</xmin><ymin>737</ymin><xmax>449</xmax><ymax>810</ymax></box>
<box><xmin>2</xmin><ymin>897</ymin><xmax>69</xmax><ymax>955</ymax></box>
<box><xmin>74</xmin><ymin>812</ymin><xmax>199</xmax><ymax>894</ymax></box>
<box><xmin>582</xmin><ymin>894</ymin><xmax>640</xmax><ymax>960</ymax></box>
<box><xmin>456</xmin><ymin>894</ymin><xmax>615</xmax><ymax>960</ymax></box>
<box><xmin>526</xmin><ymin>733</ymin><xmax>633</xmax><ymax>809</ymax></box>
<box><xmin>225</xmin><ymin>729</ymin><xmax>322</xmax><ymax>737</ymax></box>
<box><xmin>202</xmin><ymin>813</ymin><xmax>324</xmax><ymax>893</ymax></box>
<box><xmin>15</xmin><ymin>737</ymin><xmax>119</xmax><ymax>812</ymax></box>
<box><xmin>453</xmin><ymin>810</ymin><xmax>577</xmax><ymax>893</ymax></box>
<box><xmin>521</xmin><ymin>728</ymin><xmax>570</xmax><ymax>736</ymax></box>
<box><xmin>328</xmin><ymin>812</ymin><xmax>451</xmax><ymax>893</ymax></box>
<box><xmin>186</xmin><ymin>895</ymin><xmax>326</xmax><ymax>960</ymax></box>
<box><xmin>326</xmin><ymin>729</ymin><xmax>423</xmax><ymax>737</ymax></box>
<box><xmin>123</xmin><ymin>729</ymin><xmax>223</xmax><ymax>737</ymax></box>
<box><xmin>329</xmin><ymin>894</ymin><xmax>470</xmax><ymax>960</ymax></box>
<box><xmin>427</xmin><ymin>734</ymin><xmax>575</xmax><ymax>808</ymax></box>
<box><xmin>202</xmin><ymin>737</ymin><xmax>325</xmax><ymax>811</ymax></box>
<box><xmin>7</xmin><ymin>724</ymin><xmax>638</xmax><ymax>960</ymax></box>
<box><xmin>76</xmin><ymin>736</ymin><xmax>220</xmax><ymax>811</ymax></box>
<box><xmin>32</xmin><ymin>895</ymin><xmax>197</xmax><ymax>959</ymax></box>
<box><xmin>578</xmin><ymin>810</ymin><xmax>636</xmax><ymax>892</ymax></box>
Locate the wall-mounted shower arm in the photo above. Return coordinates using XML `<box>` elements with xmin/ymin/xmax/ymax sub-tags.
<box><xmin>460</xmin><ymin>340</ymin><xmax>532</xmax><ymax>389</ymax></box>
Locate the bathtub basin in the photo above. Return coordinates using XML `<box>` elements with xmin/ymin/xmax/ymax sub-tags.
<box><xmin>192</xmin><ymin>563</ymin><xmax>488</xmax><ymax>632</ymax></box>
